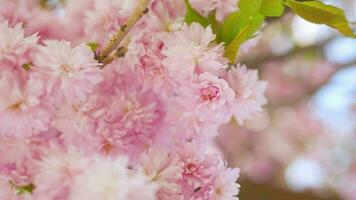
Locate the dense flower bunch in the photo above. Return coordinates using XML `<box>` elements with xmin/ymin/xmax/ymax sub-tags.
<box><xmin>0</xmin><ymin>0</ymin><xmax>268</xmax><ymax>199</ymax></box>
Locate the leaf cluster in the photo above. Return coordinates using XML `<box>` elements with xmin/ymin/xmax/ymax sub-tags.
<box><xmin>184</xmin><ymin>0</ymin><xmax>355</xmax><ymax>64</ymax></box>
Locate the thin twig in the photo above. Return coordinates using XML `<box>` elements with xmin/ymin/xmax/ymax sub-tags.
<box><xmin>100</xmin><ymin>47</ymin><xmax>128</xmax><ymax>68</ymax></box>
<box><xmin>99</xmin><ymin>0</ymin><xmax>151</xmax><ymax>65</ymax></box>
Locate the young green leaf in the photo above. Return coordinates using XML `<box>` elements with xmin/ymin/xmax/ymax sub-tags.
<box><xmin>22</xmin><ymin>62</ymin><xmax>32</xmax><ymax>71</ymax></box>
<box><xmin>207</xmin><ymin>11</ymin><xmax>221</xmax><ymax>34</ymax></box>
<box><xmin>86</xmin><ymin>42</ymin><xmax>100</xmax><ymax>52</ymax></box>
<box><xmin>184</xmin><ymin>0</ymin><xmax>209</xmax><ymax>27</ymax></box>
<box><xmin>224</xmin><ymin>14</ymin><xmax>265</xmax><ymax>64</ymax></box>
<box><xmin>260</xmin><ymin>0</ymin><xmax>285</xmax><ymax>17</ymax></box>
<box><xmin>217</xmin><ymin>11</ymin><xmax>249</xmax><ymax>44</ymax></box>
<box><xmin>239</xmin><ymin>0</ymin><xmax>284</xmax><ymax>17</ymax></box>
<box><xmin>284</xmin><ymin>0</ymin><xmax>356</xmax><ymax>37</ymax></box>
<box><xmin>9</xmin><ymin>180</ymin><xmax>36</xmax><ymax>195</ymax></box>
<box><xmin>238</xmin><ymin>0</ymin><xmax>263</xmax><ymax>15</ymax></box>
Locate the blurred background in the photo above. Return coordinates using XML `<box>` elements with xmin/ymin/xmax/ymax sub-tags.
<box><xmin>217</xmin><ymin>0</ymin><xmax>356</xmax><ymax>199</ymax></box>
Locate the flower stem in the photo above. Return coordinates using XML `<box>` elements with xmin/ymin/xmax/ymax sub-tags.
<box><xmin>99</xmin><ymin>0</ymin><xmax>151</xmax><ymax>66</ymax></box>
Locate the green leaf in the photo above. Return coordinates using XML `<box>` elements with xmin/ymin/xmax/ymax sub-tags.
<box><xmin>284</xmin><ymin>0</ymin><xmax>356</xmax><ymax>37</ymax></box>
<box><xmin>217</xmin><ymin>9</ymin><xmax>265</xmax><ymax>43</ymax></box>
<box><xmin>224</xmin><ymin>13</ymin><xmax>265</xmax><ymax>64</ymax></box>
<box><xmin>217</xmin><ymin>11</ymin><xmax>251</xmax><ymax>44</ymax></box>
<box><xmin>207</xmin><ymin>11</ymin><xmax>221</xmax><ymax>34</ymax></box>
<box><xmin>9</xmin><ymin>180</ymin><xmax>35</xmax><ymax>195</ymax></box>
<box><xmin>22</xmin><ymin>62</ymin><xmax>32</xmax><ymax>71</ymax></box>
<box><xmin>238</xmin><ymin>0</ymin><xmax>263</xmax><ymax>15</ymax></box>
<box><xmin>184</xmin><ymin>0</ymin><xmax>209</xmax><ymax>27</ymax></box>
<box><xmin>260</xmin><ymin>0</ymin><xmax>285</xmax><ymax>17</ymax></box>
<box><xmin>87</xmin><ymin>42</ymin><xmax>100</xmax><ymax>52</ymax></box>
<box><xmin>239</xmin><ymin>0</ymin><xmax>284</xmax><ymax>17</ymax></box>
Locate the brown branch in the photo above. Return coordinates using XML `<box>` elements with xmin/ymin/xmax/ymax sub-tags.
<box><xmin>98</xmin><ymin>0</ymin><xmax>151</xmax><ymax>67</ymax></box>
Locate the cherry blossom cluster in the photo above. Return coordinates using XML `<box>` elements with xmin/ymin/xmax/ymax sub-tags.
<box><xmin>0</xmin><ymin>0</ymin><xmax>267</xmax><ymax>199</ymax></box>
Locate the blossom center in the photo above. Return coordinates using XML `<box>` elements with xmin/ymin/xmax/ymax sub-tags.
<box><xmin>8</xmin><ymin>100</ymin><xmax>23</xmax><ymax>111</ymax></box>
<box><xmin>60</xmin><ymin>64</ymin><xmax>71</xmax><ymax>74</ymax></box>
<box><xmin>200</xmin><ymin>85</ymin><xmax>220</xmax><ymax>101</ymax></box>
<box><xmin>185</xmin><ymin>163</ymin><xmax>199</xmax><ymax>174</ymax></box>
<box><xmin>215</xmin><ymin>187</ymin><xmax>223</xmax><ymax>196</ymax></box>
<box><xmin>98</xmin><ymin>142</ymin><xmax>113</xmax><ymax>155</ymax></box>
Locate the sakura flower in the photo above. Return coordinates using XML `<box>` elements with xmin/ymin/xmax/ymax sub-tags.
<box><xmin>33</xmin><ymin>40</ymin><xmax>103</xmax><ymax>103</ymax></box>
<box><xmin>0</xmin><ymin>135</ymin><xmax>32</xmax><ymax>165</ymax></box>
<box><xmin>210</xmin><ymin>167</ymin><xmax>240</xmax><ymax>200</ymax></box>
<box><xmin>176</xmin><ymin>143</ymin><xmax>220</xmax><ymax>199</ymax></box>
<box><xmin>195</xmin><ymin>73</ymin><xmax>235</xmax><ymax>124</ymax></box>
<box><xmin>162</xmin><ymin>23</ymin><xmax>227</xmax><ymax>80</ymax></box>
<box><xmin>172</xmin><ymin>73</ymin><xmax>234</xmax><ymax>138</ymax></box>
<box><xmin>189</xmin><ymin>0</ymin><xmax>215</xmax><ymax>17</ymax></box>
<box><xmin>0</xmin><ymin>71</ymin><xmax>50</xmax><ymax>138</ymax></box>
<box><xmin>147</xmin><ymin>0</ymin><xmax>185</xmax><ymax>32</ymax></box>
<box><xmin>0</xmin><ymin>20</ymin><xmax>38</xmax><ymax>66</ymax></box>
<box><xmin>214</xmin><ymin>0</ymin><xmax>239</xmax><ymax>21</ymax></box>
<box><xmin>189</xmin><ymin>0</ymin><xmax>238</xmax><ymax>21</ymax></box>
<box><xmin>141</xmin><ymin>147</ymin><xmax>183</xmax><ymax>198</ymax></box>
<box><xmin>72</xmin><ymin>155</ymin><xmax>157</xmax><ymax>200</ymax></box>
<box><xmin>107</xmin><ymin>91</ymin><xmax>160</xmax><ymax>134</ymax></box>
<box><xmin>0</xmin><ymin>1</ymin><xmax>248</xmax><ymax>199</ymax></box>
<box><xmin>0</xmin><ymin>0</ymin><xmax>32</xmax><ymax>26</ymax></box>
<box><xmin>93</xmin><ymin>86</ymin><xmax>163</xmax><ymax>157</ymax></box>
<box><xmin>51</xmin><ymin>103</ymin><xmax>94</xmax><ymax>137</ymax></box>
<box><xmin>226</xmin><ymin>64</ymin><xmax>267</xmax><ymax>125</ymax></box>
<box><xmin>33</xmin><ymin>146</ymin><xmax>89</xmax><ymax>200</ymax></box>
<box><xmin>124</xmin><ymin>168</ymin><xmax>159</xmax><ymax>200</ymax></box>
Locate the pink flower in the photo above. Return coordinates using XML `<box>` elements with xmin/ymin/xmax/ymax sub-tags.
<box><xmin>176</xmin><ymin>143</ymin><xmax>220</xmax><ymax>199</ymax></box>
<box><xmin>0</xmin><ymin>20</ymin><xmax>38</xmax><ymax>66</ymax></box>
<box><xmin>214</xmin><ymin>0</ymin><xmax>239</xmax><ymax>21</ymax></box>
<box><xmin>33</xmin><ymin>40</ymin><xmax>103</xmax><ymax>103</ymax></box>
<box><xmin>0</xmin><ymin>0</ymin><xmax>32</xmax><ymax>26</ymax></box>
<box><xmin>0</xmin><ymin>2</ymin><xmax>246</xmax><ymax>199</ymax></box>
<box><xmin>210</xmin><ymin>167</ymin><xmax>240</xmax><ymax>200</ymax></box>
<box><xmin>140</xmin><ymin>147</ymin><xmax>183</xmax><ymax>198</ymax></box>
<box><xmin>162</xmin><ymin>23</ymin><xmax>227</xmax><ymax>80</ymax></box>
<box><xmin>195</xmin><ymin>73</ymin><xmax>235</xmax><ymax>124</ymax></box>
<box><xmin>33</xmin><ymin>146</ymin><xmax>89</xmax><ymax>200</ymax></box>
<box><xmin>0</xmin><ymin>71</ymin><xmax>50</xmax><ymax>138</ymax></box>
<box><xmin>226</xmin><ymin>64</ymin><xmax>267</xmax><ymax>125</ymax></box>
<box><xmin>147</xmin><ymin>0</ymin><xmax>185</xmax><ymax>32</ymax></box>
<box><xmin>72</xmin><ymin>155</ymin><xmax>157</xmax><ymax>200</ymax></box>
<box><xmin>93</xmin><ymin>87</ymin><xmax>163</xmax><ymax>157</ymax></box>
<box><xmin>0</xmin><ymin>135</ymin><xmax>32</xmax><ymax>165</ymax></box>
<box><xmin>51</xmin><ymin>101</ymin><xmax>95</xmax><ymax>138</ymax></box>
<box><xmin>189</xmin><ymin>0</ymin><xmax>238</xmax><ymax>21</ymax></box>
<box><xmin>171</xmin><ymin>73</ymin><xmax>235</xmax><ymax>138</ymax></box>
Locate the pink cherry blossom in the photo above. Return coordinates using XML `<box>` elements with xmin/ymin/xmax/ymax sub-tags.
<box><xmin>0</xmin><ymin>1</ymin><xmax>259</xmax><ymax>199</ymax></box>
<box><xmin>72</xmin><ymin>155</ymin><xmax>158</xmax><ymax>200</ymax></box>
<box><xmin>162</xmin><ymin>22</ymin><xmax>227</xmax><ymax>80</ymax></box>
<box><xmin>189</xmin><ymin>0</ymin><xmax>238</xmax><ymax>21</ymax></box>
<box><xmin>210</xmin><ymin>167</ymin><xmax>240</xmax><ymax>200</ymax></box>
<box><xmin>141</xmin><ymin>147</ymin><xmax>183</xmax><ymax>198</ymax></box>
<box><xmin>0</xmin><ymin>71</ymin><xmax>50</xmax><ymax>138</ymax></box>
<box><xmin>226</xmin><ymin>64</ymin><xmax>267</xmax><ymax>125</ymax></box>
<box><xmin>33</xmin><ymin>40</ymin><xmax>103</xmax><ymax>104</ymax></box>
<box><xmin>0</xmin><ymin>20</ymin><xmax>38</xmax><ymax>66</ymax></box>
<box><xmin>33</xmin><ymin>146</ymin><xmax>89</xmax><ymax>200</ymax></box>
